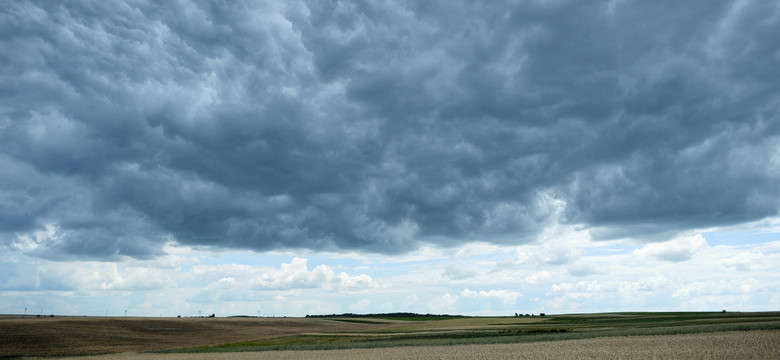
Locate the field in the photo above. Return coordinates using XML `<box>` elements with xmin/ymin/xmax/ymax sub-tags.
<box><xmin>0</xmin><ymin>316</ymin><xmax>379</xmax><ymax>357</ymax></box>
<box><xmin>1</xmin><ymin>312</ymin><xmax>779</xmax><ymax>359</ymax></box>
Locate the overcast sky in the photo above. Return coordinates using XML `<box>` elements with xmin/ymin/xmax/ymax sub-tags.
<box><xmin>1</xmin><ymin>0</ymin><xmax>779</xmax><ymax>317</ymax></box>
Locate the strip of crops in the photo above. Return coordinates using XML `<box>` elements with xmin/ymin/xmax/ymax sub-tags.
<box><xmin>152</xmin><ymin>321</ymin><xmax>780</xmax><ymax>353</ymax></box>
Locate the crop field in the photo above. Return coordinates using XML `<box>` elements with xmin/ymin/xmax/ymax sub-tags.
<box><xmin>55</xmin><ymin>331</ymin><xmax>780</xmax><ymax>360</ymax></box>
<box><xmin>0</xmin><ymin>316</ymin><xmax>381</xmax><ymax>357</ymax></box>
<box><xmin>1</xmin><ymin>312</ymin><xmax>779</xmax><ymax>359</ymax></box>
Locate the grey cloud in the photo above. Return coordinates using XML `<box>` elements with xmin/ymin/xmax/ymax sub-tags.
<box><xmin>1</xmin><ymin>0</ymin><xmax>779</xmax><ymax>260</ymax></box>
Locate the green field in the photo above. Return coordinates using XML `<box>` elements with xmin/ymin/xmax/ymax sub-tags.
<box><xmin>152</xmin><ymin>311</ymin><xmax>780</xmax><ymax>353</ymax></box>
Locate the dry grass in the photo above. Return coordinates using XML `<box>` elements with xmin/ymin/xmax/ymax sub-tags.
<box><xmin>0</xmin><ymin>315</ymin><xmax>385</xmax><ymax>357</ymax></box>
<box><xmin>51</xmin><ymin>330</ymin><xmax>780</xmax><ymax>359</ymax></box>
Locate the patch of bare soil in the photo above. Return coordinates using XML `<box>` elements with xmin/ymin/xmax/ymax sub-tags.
<box><xmin>0</xmin><ymin>316</ymin><xmax>383</xmax><ymax>357</ymax></box>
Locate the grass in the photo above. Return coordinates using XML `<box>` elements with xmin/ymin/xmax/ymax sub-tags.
<box><xmin>150</xmin><ymin>311</ymin><xmax>780</xmax><ymax>354</ymax></box>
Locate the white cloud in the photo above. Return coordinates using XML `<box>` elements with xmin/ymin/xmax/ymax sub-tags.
<box><xmin>429</xmin><ymin>293</ymin><xmax>459</xmax><ymax>313</ymax></box>
<box><xmin>10</xmin><ymin>223</ymin><xmax>62</xmax><ymax>252</ymax></box>
<box><xmin>523</xmin><ymin>271</ymin><xmax>552</xmax><ymax>285</ymax></box>
<box><xmin>104</xmin><ymin>265</ymin><xmax>171</xmax><ymax>290</ymax></box>
<box><xmin>349</xmin><ymin>299</ymin><xmax>371</xmax><ymax>312</ymax></box>
<box><xmin>643</xmin><ymin>274</ymin><xmax>669</xmax><ymax>290</ymax></box>
<box><xmin>551</xmin><ymin>280</ymin><xmax>616</xmax><ymax>296</ymax></box>
<box><xmin>335</xmin><ymin>272</ymin><xmax>373</xmax><ymax>289</ymax></box>
<box><xmin>254</xmin><ymin>257</ymin><xmax>332</xmax><ymax>289</ymax></box>
<box><xmin>211</xmin><ymin>277</ymin><xmax>238</xmax><ymax>289</ymax></box>
<box><xmin>550</xmin><ymin>275</ymin><xmax>670</xmax><ymax>303</ymax></box>
<box><xmin>452</xmin><ymin>242</ymin><xmax>504</xmax><ymax>261</ymax></box>
<box><xmin>720</xmin><ymin>252</ymin><xmax>768</xmax><ymax>271</ymax></box>
<box><xmin>672</xmin><ymin>278</ymin><xmax>774</xmax><ymax>298</ymax></box>
<box><xmin>567</xmin><ymin>263</ymin><xmax>602</xmax><ymax>277</ymax></box>
<box><xmin>770</xmin><ymin>294</ymin><xmax>780</xmax><ymax>306</ymax></box>
<box><xmin>460</xmin><ymin>289</ymin><xmax>521</xmax><ymax>305</ymax></box>
<box><xmin>0</xmin><ymin>261</ymin><xmax>174</xmax><ymax>292</ymax></box>
<box><xmin>246</xmin><ymin>257</ymin><xmax>374</xmax><ymax>291</ymax></box>
<box><xmin>3</xmin><ymin>224</ymin><xmax>779</xmax><ymax>317</ymax></box>
<box><xmin>753</xmin><ymin>240</ymin><xmax>780</xmax><ymax>253</ymax></box>
<box><xmin>633</xmin><ymin>234</ymin><xmax>710</xmax><ymax>262</ymax></box>
<box><xmin>444</xmin><ymin>263</ymin><xmax>481</xmax><ymax>280</ymax></box>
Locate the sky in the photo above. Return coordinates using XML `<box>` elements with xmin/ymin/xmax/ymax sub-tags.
<box><xmin>1</xmin><ymin>0</ymin><xmax>779</xmax><ymax>317</ymax></box>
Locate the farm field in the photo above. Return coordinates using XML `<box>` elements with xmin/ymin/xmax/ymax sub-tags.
<box><xmin>0</xmin><ymin>315</ymin><xmax>383</xmax><ymax>357</ymax></box>
<box><xmin>1</xmin><ymin>312</ymin><xmax>779</xmax><ymax>358</ymax></box>
<box><xmin>54</xmin><ymin>330</ymin><xmax>780</xmax><ymax>360</ymax></box>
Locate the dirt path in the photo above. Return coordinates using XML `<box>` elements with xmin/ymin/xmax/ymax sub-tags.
<box><xmin>49</xmin><ymin>330</ymin><xmax>780</xmax><ymax>360</ymax></box>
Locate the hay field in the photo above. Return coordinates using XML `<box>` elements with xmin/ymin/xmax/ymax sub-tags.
<box><xmin>53</xmin><ymin>330</ymin><xmax>780</xmax><ymax>360</ymax></box>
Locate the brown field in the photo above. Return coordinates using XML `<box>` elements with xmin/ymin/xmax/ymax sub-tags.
<box><xmin>2</xmin><ymin>314</ymin><xmax>779</xmax><ymax>359</ymax></box>
<box><xmin>52</xmin><ymin>330</ymin><xmax>780</xmax><ymax>360</ymax></box>
<box><xmin>0</xmin><ymin>315</ymin><xmax>386</xmax><ymax>357</ymax></box>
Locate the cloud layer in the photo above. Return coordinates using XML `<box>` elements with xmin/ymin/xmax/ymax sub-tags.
<box><xmin>3</xmin><ymin>231</ymin><xmax>778</xmax><ymax>316</ymax></box>
<box><xmin>2</xmin><ymin>1</ymin><xmax>779</xmax><ymax>259</ymax></box>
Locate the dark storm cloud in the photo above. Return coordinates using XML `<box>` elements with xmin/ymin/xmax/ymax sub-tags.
<box><xmin>1</xmin><ymin>0</ymin><xmax>779</xmax><ymax>259</ymax></box>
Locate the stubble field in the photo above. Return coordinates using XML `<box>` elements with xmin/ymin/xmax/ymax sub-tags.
<box><xmin>2</xmin><ymin>312</ymin><xmax>779</xmax><ymax>359</ymax></box>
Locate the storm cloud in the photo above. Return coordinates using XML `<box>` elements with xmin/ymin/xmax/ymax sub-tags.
<box><xmin>1</xmin><ymin>0</ymin><xmax>779</xmax><ymax>260</ymax></box>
